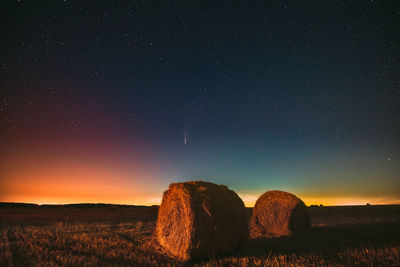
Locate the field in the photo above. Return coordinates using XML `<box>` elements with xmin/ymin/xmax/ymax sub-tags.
<box><xmin>0</xmin><ymin>203</ymin><xmax>399</xmax><ymax>266</ymax></box>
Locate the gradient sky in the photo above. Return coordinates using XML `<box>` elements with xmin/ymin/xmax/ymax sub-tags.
<box><xmin>1</xmin><ymin>1</ymin><xmax>399</xmax><ymax>206</ymax></box>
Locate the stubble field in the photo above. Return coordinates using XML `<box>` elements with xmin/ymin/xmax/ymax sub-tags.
<box><xmin>0</xmin><ymin>203</ymin><xmax>399</xmax><ymax>266</ymax></box>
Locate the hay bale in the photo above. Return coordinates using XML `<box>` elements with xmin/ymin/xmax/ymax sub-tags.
<box><xmin>155</xmin><ymin>181</ymin><xmax>248</xmax><ymax>261</ymax></box>
<box><xmin>250</xmin><ymin>190</ymin><xmax>310</xmax><ymax>238</ymax></box>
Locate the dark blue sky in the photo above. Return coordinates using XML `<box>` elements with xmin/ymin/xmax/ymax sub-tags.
<box><xmin>1</xmin><ymin>1</ymin><xmax>399</xmax><ymax>205</ymax></box>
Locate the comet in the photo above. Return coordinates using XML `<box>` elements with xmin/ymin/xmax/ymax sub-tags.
<box><xmin>183</xmin><ymin>130</ymin><xmax>188</xmax><ymax>145</ymax></box>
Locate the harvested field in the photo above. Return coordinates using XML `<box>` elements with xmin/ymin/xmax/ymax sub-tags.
<box><xmin>0</xmin><ymin>203</ymin><xmax>399</xmax><ymax>266</ymax></box>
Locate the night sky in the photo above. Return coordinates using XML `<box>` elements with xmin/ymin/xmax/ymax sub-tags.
<box><xmin>1</xmin><ymin>1</ymin><xmax>399</xmax><ymax>206</ymax></box>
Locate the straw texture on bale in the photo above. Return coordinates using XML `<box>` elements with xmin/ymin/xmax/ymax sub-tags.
<box><xmin>250</xmin><ymin>190</ymin><xmax>310</xmax><ymax>238</ymax></box>
<box><xmin>156</xmin><ymin>181</ymin><xmax>248</xmax><ymax>261</ymax></box>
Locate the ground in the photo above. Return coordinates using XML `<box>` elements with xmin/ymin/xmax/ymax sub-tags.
<box><xmin>0</xmin><ymin>203</ymin><xmax>399</xmax><ymax>266</ymax></box>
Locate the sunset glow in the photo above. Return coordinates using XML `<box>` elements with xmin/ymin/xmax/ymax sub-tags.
<box><xmin>1</xmin><ymin>133</ymin><xmax>399</xmax><ymax>206</ymax></box>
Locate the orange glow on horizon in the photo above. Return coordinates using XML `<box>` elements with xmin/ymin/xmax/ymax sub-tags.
<box><xmin>3</xmin><ymin>193</ymin><xmax>399</xmax><ymax>207</ymax></box>
<box><xmin>1</xmin><ymin>142</ymin><xmax>398</xmax><ymax>207</ymax></box>
<box><xmin>0</xmin><ymin>142</ymin><xmax>166</xmax><ymax>206</ymax></box>
<box><xmin>0</xmin><ymin>162</ymin><xmax>164</xmax><ymax>205</ymax></box>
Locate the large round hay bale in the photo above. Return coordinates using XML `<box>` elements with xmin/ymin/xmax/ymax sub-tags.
<box><xmin>250</xmin><ymin>190</ymin><xmax>310</xmax><ymax>238</ymax></box>
<box><xmin>156</xmin><ymin>181</ymin><xmax>248</xmax><ymax>261</ymax></box>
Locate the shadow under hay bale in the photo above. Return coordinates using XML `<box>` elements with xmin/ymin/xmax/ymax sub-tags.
<box><xmin>245</xmin><ymin>222</ymin><xmax>400</xmax><ymax>258</ymax></box>
<box><xmin>155</xmin><ymin>181</ymin><xmax>248</xmax><ymax>261</ymax></box>
<box><xmin>250</xmin><ymin>190</ymin><xmax>310</xmax><ymax>238</ymax></box>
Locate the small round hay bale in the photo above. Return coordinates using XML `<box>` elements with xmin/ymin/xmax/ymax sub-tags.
<box><xmin>250</xmin><ymin>190</ymin><xmax>310</xmax><ymax>238</ymax></box>
<box><xmin>156</xmin><ymin>181</ymin><xmax>248</xmax><ymax>261</ymax></box>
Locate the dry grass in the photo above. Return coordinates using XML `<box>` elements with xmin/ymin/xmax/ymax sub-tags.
<box><xmin>0</xmin><ymin>204</ymin><xmax>399</xmax><ymax>266</ymax></box>
<box><xmin>0</xmin><ymin>221</ymin><xmax>171</xmax><ymax>266</ymax></box>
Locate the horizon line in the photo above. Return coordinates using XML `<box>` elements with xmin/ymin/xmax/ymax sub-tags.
<box><xmin>1</xmin><ymin>201</ymin><xmax>400</xmax><ymax>208</ymax></box>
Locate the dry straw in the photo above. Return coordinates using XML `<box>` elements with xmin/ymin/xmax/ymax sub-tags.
<box><xmin>250</xmin><ymin>190</ymin><xmax>310</xmax><ymax>238</ymax></box>
<box><xmin>156</xmin><ymin>181</ymin><xmax>248</xmax><ymax>261</ymax></box>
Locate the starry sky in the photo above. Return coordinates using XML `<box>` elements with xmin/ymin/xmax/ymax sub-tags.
<box><xmin>1</xmin><ymin>1</ymin><xmax>399</xmax><ymax>206</ymax></box>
